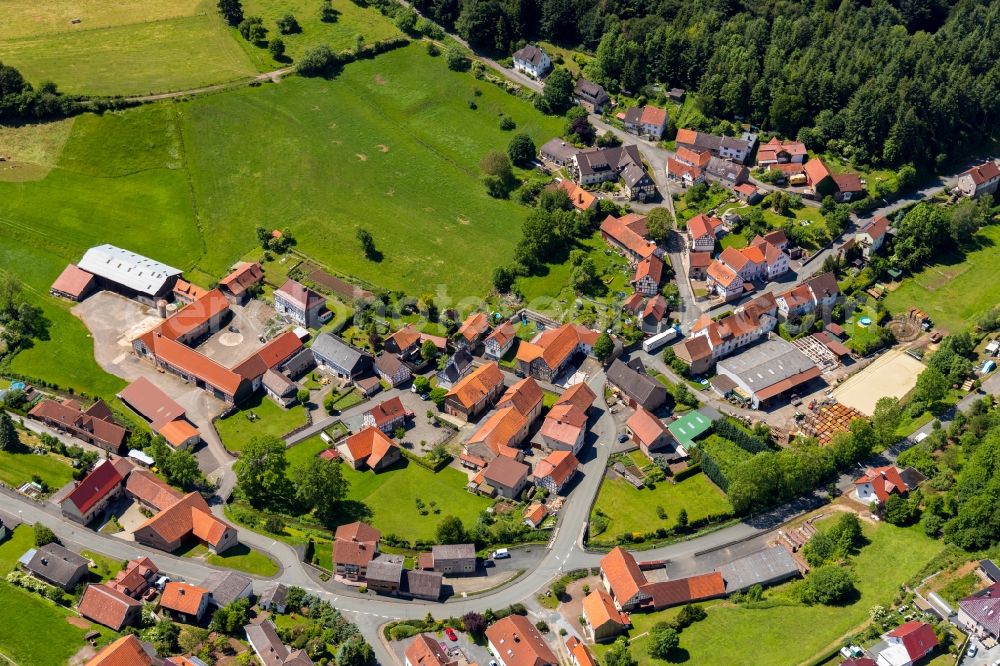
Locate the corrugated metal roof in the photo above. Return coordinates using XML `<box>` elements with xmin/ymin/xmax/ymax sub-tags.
<box><xmin>78</xmin><ymin>244</ymin><xmax>181</xmax><ymax>296</ymax></box>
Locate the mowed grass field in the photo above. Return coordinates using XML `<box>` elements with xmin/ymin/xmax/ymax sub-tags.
<box><xmin>0</xmin><ymin>0</ymin><xmax>256</xmax><ymax>96</ymax></box>
<box><xmin>342</xmin><ymin>460</ymin><xmax>491</xmax><ymax>542</ymax></box>
<box><xmin>238</xmin><ymin>0</ymin><xmax>403</xmax><ymax>69</ymax></box>
<box><xmin>884</xmin><ymin>224</ymin><xmax>1000</xmax><ymax>334</ymax></box>
<box><xmin>593</xmin><ymin>519</ymin><xmax>944</xmax><ymax>666</ymax></box>
<box><xmin>0</xmin><ymin>449</ymin><xmax>74</xmax><ymax>490</ymax></box>
<box><xmin>214</xmin><ymin>393</ymin><xmax>308</xmax><ymax>452</ymax></box>
<box><xmin>592</xmin><ymin>472</ymin><xmax>732</xmax><ymax>540</ymax></box>
<box><xmin>179</xmin><ymin>44</ymin><xmax>565</xmax><ymax>294</ymax></box>
<box><xmin>0</xmin><ymin>526</ymin><xmax>118</xmax><ymax>666</ymax></box>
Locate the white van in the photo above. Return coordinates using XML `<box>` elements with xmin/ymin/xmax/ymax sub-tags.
<box><xmin>491</xmin><ymin>548</ymin><xmax>510</xmax><ymax>559</ymax></box>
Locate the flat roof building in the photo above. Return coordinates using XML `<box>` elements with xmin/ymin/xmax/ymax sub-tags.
<box><xmin>715</xmin><ymin>338</ymin><xmax>822</xmax><ymax>409</ymax></box>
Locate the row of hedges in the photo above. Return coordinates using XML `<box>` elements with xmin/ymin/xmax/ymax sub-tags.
<box><xmin>587</xmin><ymin>510</ymin><xmax>736</xmax><ymax>549</ymax></box>
<box><xmin>713</xmin><ymin>418</ymin><xmax>773</xmax><ymax>454</ymax></box>
<box><xmin>399</xmin><ymin>447</ymin><xmax>451</xmax><ymax>472</ymax></box>
<box><xmin>697</xmin><ymin>435</ymin><xmax>754</xmax><ymax>492</ymax></box>
<box><xmin>298</xmin><ymin>37</ymin><xmax>410</xmax><ymax>77</ymax></box>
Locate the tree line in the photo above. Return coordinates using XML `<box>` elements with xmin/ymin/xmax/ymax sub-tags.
<box><xmin>698</xmin><ymin>404</ymin><xmax>903</xmax><ymax>515</ymax></box>
<box><xmin>411</xmin><ymin>0</ymin><xmax>1000</xmax><ymax>170</ymax></box>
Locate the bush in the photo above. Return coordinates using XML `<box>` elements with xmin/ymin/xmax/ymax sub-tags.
<box><xmin>802</xmin><ymin>566</ymin><xmax>856</xmax><ymax>605</ymax></box>
<box><xmin>298</xmin><ymin>45</ymin><xmax>337</xmax><ymax>76</ymax></box>
<box><xmin>446</xmin><ymin>46</ymin><xmax>470</xmax><ymax>72</ymax></box>
<box><xmin>33</xmin><ymin>523</ymin><xmax>58</xmax><ymax>547</ymax></box>
<box><xmin>499</xmin><ymin>115</ymin><xmax>516</xmax><ymax>131</ymax></box>
<box><xmin>426</xmin><ymin>42</ymin><xmax>440</xmax><ymax>57</ymax></box>
<box><xmin>648</xmin><ymin>623</ymin><xmax>679</xmax><ymax>659</ymax></box>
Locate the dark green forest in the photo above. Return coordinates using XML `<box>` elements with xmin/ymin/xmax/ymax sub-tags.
<box><xmin>411</xmin><ymin>0</ymin><xmax>1000</xmax><ymax>168</ymax></box>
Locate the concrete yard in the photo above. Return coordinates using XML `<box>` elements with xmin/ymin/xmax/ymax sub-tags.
<box><xmin>195</xmin><ymin>299</ymin><xmax>276</xmax><ymax>367</ymax></box>
<box><xmin>832</xmin><ymin>348</ymin><xmax>926</xmax><ymax>416</ymax></box>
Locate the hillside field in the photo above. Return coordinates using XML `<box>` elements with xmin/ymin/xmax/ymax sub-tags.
<box><xmin>0</xmin><ymin>45</ymin><xmax>563</xmax><ymax>397</ymax></box>
<box><xmin>0</xmin><ymin>0</ymin><xmax>256</xmax><ymax>96</ymax></box>
<box><xmin>884</xmin><ymin>223</ymin><xmax>1000</xmax><ymax>334</ymax></box>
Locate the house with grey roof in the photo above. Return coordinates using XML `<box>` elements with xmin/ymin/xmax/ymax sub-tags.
<box><xmin>246</xmin><ymin>620</ymin><xmax>314</xmax><ymax>665</ymax></box>
<box><xmin>311</xmin><ymin>333</ymin><xmax>373</xmax><ymax>380</ymax></box>
<box><xmin>573</xmin><ymin>79</ymin><xmax>610</xmax><ymax>113</ymax></box>
<box><xmin>77</xmin><ymin>244</ymin><xmax>182</xmax><ymax>305</ymax></box>
<box><xmin>202</xmin><ymin>570</ymin><xmax>253</xmax><ymax>608</ymax></box>
<box><xmin>259</xmin><ymin>582</ymin><xmax>289</xmax><ymax>613</ymax></box>
<box><xmin>606</xmin><ymin>358</ymin><xmax>667</xmax><ymax>411</ymax></box>
<box><xmin>539</xmin><ymin>138</ymin><xmax>579</xmax><ymax>167</ymax></box>
<box><xmin>430</xmin><ymin>544</ymin><xmax>476</xmax><ymax>575</ymax></box>
<box><xmin>19</xmin><ymin>543</ymin><xmax>89</xmax><ymax>590</ymax></box>
<box><xmin>263</xmin><ymin>369</ymin><xmax>299</xmax><ymax>407</ymax></box>
<box><xmin>405</xmin><ymin>569</ymin><xmax>443</xmax><ymax>601</ymax></box>
<box><xmin>573</xmin><ymin>145</ymin><xmax>655</xmax><ymax>202</ymax></box>
<box><xmin>715</xmin><ymin>338</ymin><xmax>821</xmax><ymax>409</ymax></box>
<box><xmin>512</xmin><ymin>44</ymin><xmax>550</xmax><ymax>79</ymax></box>
<box><xmin>436</xmin><ymin>348</ymin><xmax>474</xmax><ymax>390</ymax></box>
<box><xmin>366</xmin><ymin>554</ymin><xmax>404</xmax><ymax>595</ymax></box>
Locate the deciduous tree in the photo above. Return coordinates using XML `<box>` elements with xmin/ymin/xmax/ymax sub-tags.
<box><xmin>234</xmin><ymin>435</ymin><xmax>289</xmax><ymax>508</ymax></box>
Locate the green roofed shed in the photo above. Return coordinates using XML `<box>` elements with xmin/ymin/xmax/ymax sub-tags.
<box><xmin>668</xmin><ymin>410</ymin><xmax>714</xmax><ymax>448</ymax></box>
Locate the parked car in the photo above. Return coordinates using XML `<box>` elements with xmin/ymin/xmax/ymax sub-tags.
<box><xmin>617</xmin><ymin>433</ymin><xmax>628</xmax><ymax>443</ymax></box>
<box><xmin>445</xmin><ymin>628</ymin><xmax>457</xmax><ymax>642</ymax></box>
<box><xmin>491</xmin><ymin>548</ymin><xmax>510</xmax><ymax>559</ymax></box>
<box><xmin>967</xmin><ymin>643</ymin><xmax>978</xmax><ymax>658</ymax></box>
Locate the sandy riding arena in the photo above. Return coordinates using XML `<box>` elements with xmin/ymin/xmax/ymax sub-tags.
<box><xmin>832</xmin><ymin>349</ymin><xmax>925</xmax><ymax>416</ymax></box>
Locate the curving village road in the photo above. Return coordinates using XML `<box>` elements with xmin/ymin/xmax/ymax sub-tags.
<box><xmin>9</xmin><ymin>357</ymin><xmax>999</xmax><ymax>666</ymax></box>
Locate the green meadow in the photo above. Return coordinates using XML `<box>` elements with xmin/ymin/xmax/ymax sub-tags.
<box><xmin>0</xmin><ymin>0</ymin><xmax>255</xmax><ymax>96</ymax></box>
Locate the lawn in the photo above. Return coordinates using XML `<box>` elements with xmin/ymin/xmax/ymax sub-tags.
<box><xmin>0</xmin><ymin>448</ymin><xmax>74</xmax><ymax>491</ymax></box>
<box><xmin>80</xmin><ymin>550</ymin><xmax>123</xmax><ymax>583</ymax></box>
<box><xmin>0</xmin><ymin>582</ymin><xmax>119</xmax><ymax>666</ymax></box>
<box><xmin>237</xmin><ymin>0</ymin><xmax>403</xmax><ymax>69</ymax></box>
<box><xmin>207</xmin><ymin>544</ymin><xmax>280</xmax><ymax>576</ymax></box>
<box><xmin>594</xmin><ymin>520</ymin><xmax>945</xmax><ymax>666</ymax></box>
<box><xmin>285</xmin><ymin>423</ymin><xmax>351</xmax><ymax>469</ymax></box>
<box><xmin>342</xmin><ymin>460</ymin><xmax>491</xmax><ymax>542</ymax></box>
<box><xmin>0</xmin><ymin>0</ymin><xmax>256</xmax><ymax>96</ymax></box>
<box><xmin>591</xmin><ymin>473</ymin><xmax>732</xmax><ymax>541</ymax></box>
<box><xmin>844</xmin><ymin>306</ymin><xmax>881</xmax><ymax>348</ymax></box>
<box><xmin>516</xmin><ymin>231</ymin><xmax>633</xmax><ymax>311</ymax></box>
<box><xmin>214</xmin><ymin>392</ymin><xmax>308</xmax><ymax>453</ymax></box>
<box><xmin>884</xmin><ymin>224</ymin><xmax>1000</xmax><ymax>334</ymax></box>
<box><xmin>0</xmin><ymin>525</ymin><xmax>34</xmax><ymax>572</ymax></box>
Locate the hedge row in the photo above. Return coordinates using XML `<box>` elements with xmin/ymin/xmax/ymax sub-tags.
<box><xmin>714</xmin><ymin>418</ymin><xmax>772</xmax><ymax>454</ymax></box>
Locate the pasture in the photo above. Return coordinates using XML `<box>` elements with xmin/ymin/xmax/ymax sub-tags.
<box><xmin>0</xmin><ymin>104</ymin><xmax>198</xmax><ymax>398</ymax></box>
<box><xmin>179</xmin><ymin>43</ymin><xmax>565</xmax><ymax>294</ymax></box>
<box><xmin>0</xmin><ymin>0</ymin><xmax>256</xmax><ymax>97</ymax></box>
<box><xmin>884</xmin><ymin>224</ymin><xmax>1000</xmax><ymax>334</ymax></box>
